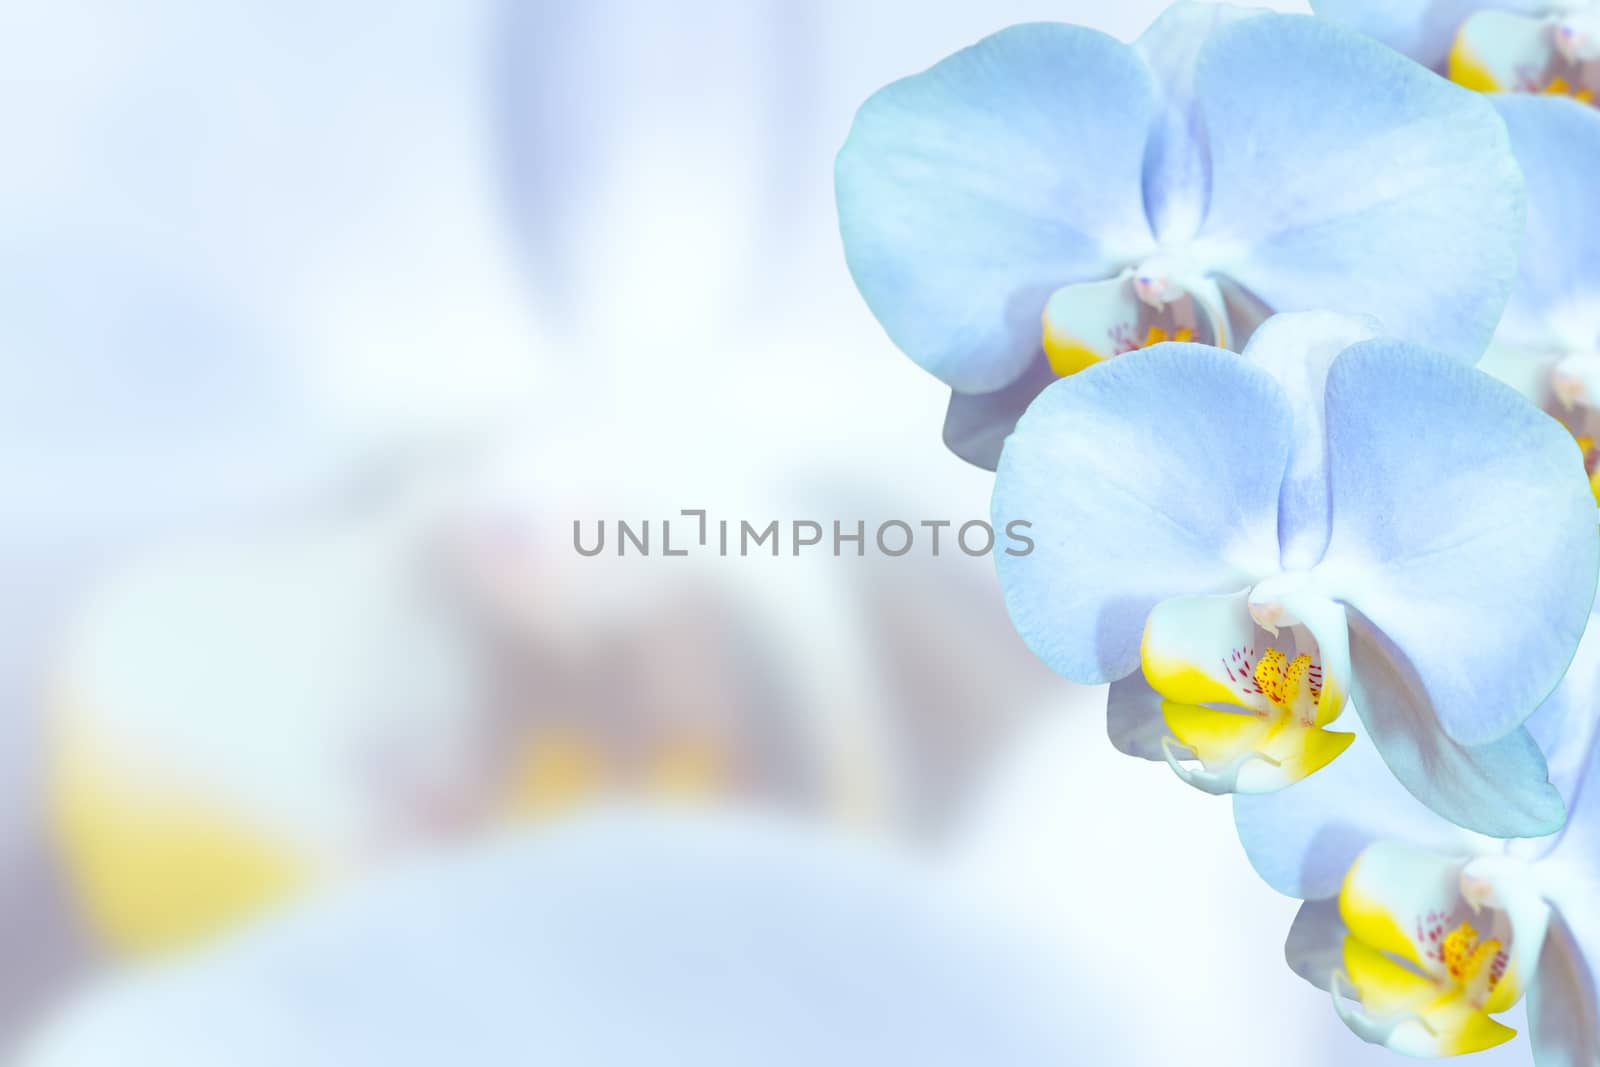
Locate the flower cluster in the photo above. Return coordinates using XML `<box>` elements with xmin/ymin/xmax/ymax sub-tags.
<box><xmin>839</xmin><ymin>3</ymin><xmax>1600</xmax><ymax>1062</ymax></box>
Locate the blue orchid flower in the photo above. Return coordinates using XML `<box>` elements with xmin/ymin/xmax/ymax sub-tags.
<box><xmin>1465</xmin><ymin>95</ymin><xmax>1600</xmax><ymax>506</ymax></box>
<box><xmin>1314</xmin><ymin>0</ymin><xmax>1600</xmax><ymax>104</ymax></box>
<box><xmin>1234</xmin><ymin>612</ymin><xmax>1600</xmax><ymax>1061</ymax></box>
<box><xmin>991</xmin><ymin>310</ymin><xmax>1597</xmax><ymax>836</ymax></box>
<box><xmin>836</xmin><ymin>3</ymin><xmax>1525</xmax><ymax>468</ymax></box>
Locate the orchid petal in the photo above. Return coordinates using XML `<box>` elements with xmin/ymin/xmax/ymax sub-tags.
<box><xmin>1528</xmin><ymin>909</ymin><xmax>1600</xmax><ymax>1067</ymax></box>
<box><xmin>1532</xmin><ymin>857</ymin><xmax>1600</xmax><ymax>1066</ymax></box>
<box><xmin>992</xmin><ymin>345</ymin><xmax>1286</xmax><ymax>683</ymax></box>
<box><xmin>1493</xmin><ymin>95</ymin><xmax>1600</xmax><ymax>354</ymax></box>
<box><xmin>1345</xmin><ymin>614</ymin><xmax>1566</xmax><ymax>838</ymax></box>
<box><xmin>1191</xmin><ymin>14</ymin><xmax>1524</xmax><ymax>361</ymax></box>
<box><xmin>941</xmin><ymin>354</ymin><xmax>1056</xmax><ymax>471</ymax></box>
<box><xmin>836</xmin><ymin>23</ymin><xmax>1156</xmax><ymax>394</ymax></box>
<box><xmin>1286</xmin><ymin>897</ymin><xmax>1346</xmax><ymax>992</ymax></box>
<box><xmin>1526</xmin><ymin>611</ymin><xmax>1600</xmax><ymax>811</ymax></box>
<box><xmin>1235</xmin><ymin>716</ymin><xmax>1481</xmax><ymax>901</ymax></box>
<box><xmin>1539</xmin><ymin>629</ymin><xmax>1600</xmax><ymax>873</ymax></box>
<box><xmin>1315</xmin><ymin>339</ymin><xmax>1598</xmax><ymax>748</ymax></box>
<box><xmin>1133</xmin><ymin>1</ymin><xmax>1267</xmax><ymax>244</ymax></box>
<box><xmin>1106</xmin><ymin>673</ymin><xmax>1172</xmax><ymax>763</ymax></box>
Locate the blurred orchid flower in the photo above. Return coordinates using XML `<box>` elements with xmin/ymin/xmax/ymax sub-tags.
<box><xmin>1313</xmin><ymin>0</ymin><xmax>1600</xmax><ymax>104</ymax></box>
<box><xmin>992</xmin><ymin>311</ymin><xmax>1597</xmax><ymax>836</ymax></box>
<box><xmin>18</xmin><ymin>813</ymin><xmax>1096</xmax><ymax>1066</ymax></box>
<box><xmin>47</xmin><ymin>496</ymin><xmax>494</xmax><ymax>957</ymax></box>
<box><xmin>836</xmin><ymin>3</ymin><xmax>1525</xmax><ymax>468</ymax></box>
<box><xmin>1234</xmin><ymin>615</ymin><xmax>1600</xmax><ymax>1061</ymax></box>
<box><xmin>494</xmin><ymin>0</ymin><xmax>825</xmax><ymax>352</ymax></box>
<box><xmin>1472</xmin><ymin>96</ymin><xmax>1600</xmax><ymax>505</ymax></box>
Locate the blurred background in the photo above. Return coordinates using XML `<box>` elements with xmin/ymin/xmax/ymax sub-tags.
<box><xmin>0</xmin><ymin>0</ymin><xmax>1534</xmax><ymax>1062</ymax></box>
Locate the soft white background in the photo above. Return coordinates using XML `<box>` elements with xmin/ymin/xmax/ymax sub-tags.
<box><xmin>0</xmin><ymin>1</ymin><xmax>1535</xmax><ymax>1062</ymax></box>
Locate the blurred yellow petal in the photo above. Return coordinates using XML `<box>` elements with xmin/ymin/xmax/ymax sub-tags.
<box><xmin>1447</xmin><ymin>35</ymin><xmax>1501</xmax><ymax>93</ymax></box>
<box><xmin>49</xmin><ymin>719</ymin><xmax>311</xmax><ymax>955</ymax></box>
<box><xmin>504</xmin><ymin>733</ymin><xmax>606</xmax><ymax>818</ymax></box>
<box><xmin>647</xmin><ymin>738</ymin><xmax>732</xmax><ymax>800</ymax></box>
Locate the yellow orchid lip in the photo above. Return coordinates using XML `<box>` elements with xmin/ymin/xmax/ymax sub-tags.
<box><xmin>1330</xmin><ymin>845</ymin><xmax>1550</xmax><ymax>1058</ymax></box>
<box><xmin>1158</xmin><ymin>698</ymin><xmax>1354</xmax><ymax>795</ymax></box>
<box><xmin>1040</xmin><ymin>259</ymin><xmax>1230</xmax><ymax>378</ymax></box>
<box><xmin>1449</xmin><ymin>9</ymin><xmax>1600</xmax><ymax>106</ymax></box>
<box><xmin>1153</xmin><ymin>644</ymin><xmax>1353</xmax><ymax>794</ymax></box>
<box><xmin>1139</xmin><ymin>587</ymin><xmax>1354</xmax><ymax>794</ymax></box>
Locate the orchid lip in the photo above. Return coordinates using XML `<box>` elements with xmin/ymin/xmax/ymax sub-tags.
<box><xmin>1330</xmin><ymin>844</ymin><xmax>1555</xmax><ymax>1056</ymax></box>
<box><xmin>1039</xmin><ymin>258</ymin><xmax>1232</xmax><ymax>378</ymax></box>
<box><xmin>1449</xmin><ymin>7</ymin><xmax>1600</xmax><ymax>102</ymax></box>
<box><xmin>1159</xmin><ymin>735</ymin><xmax>1261</xmax><ymax>797</ymax></box>
<box><xmin>1139</xmin><ymin>586</ymin><xmax>1355</xmax><ymax>796</ymax></box>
